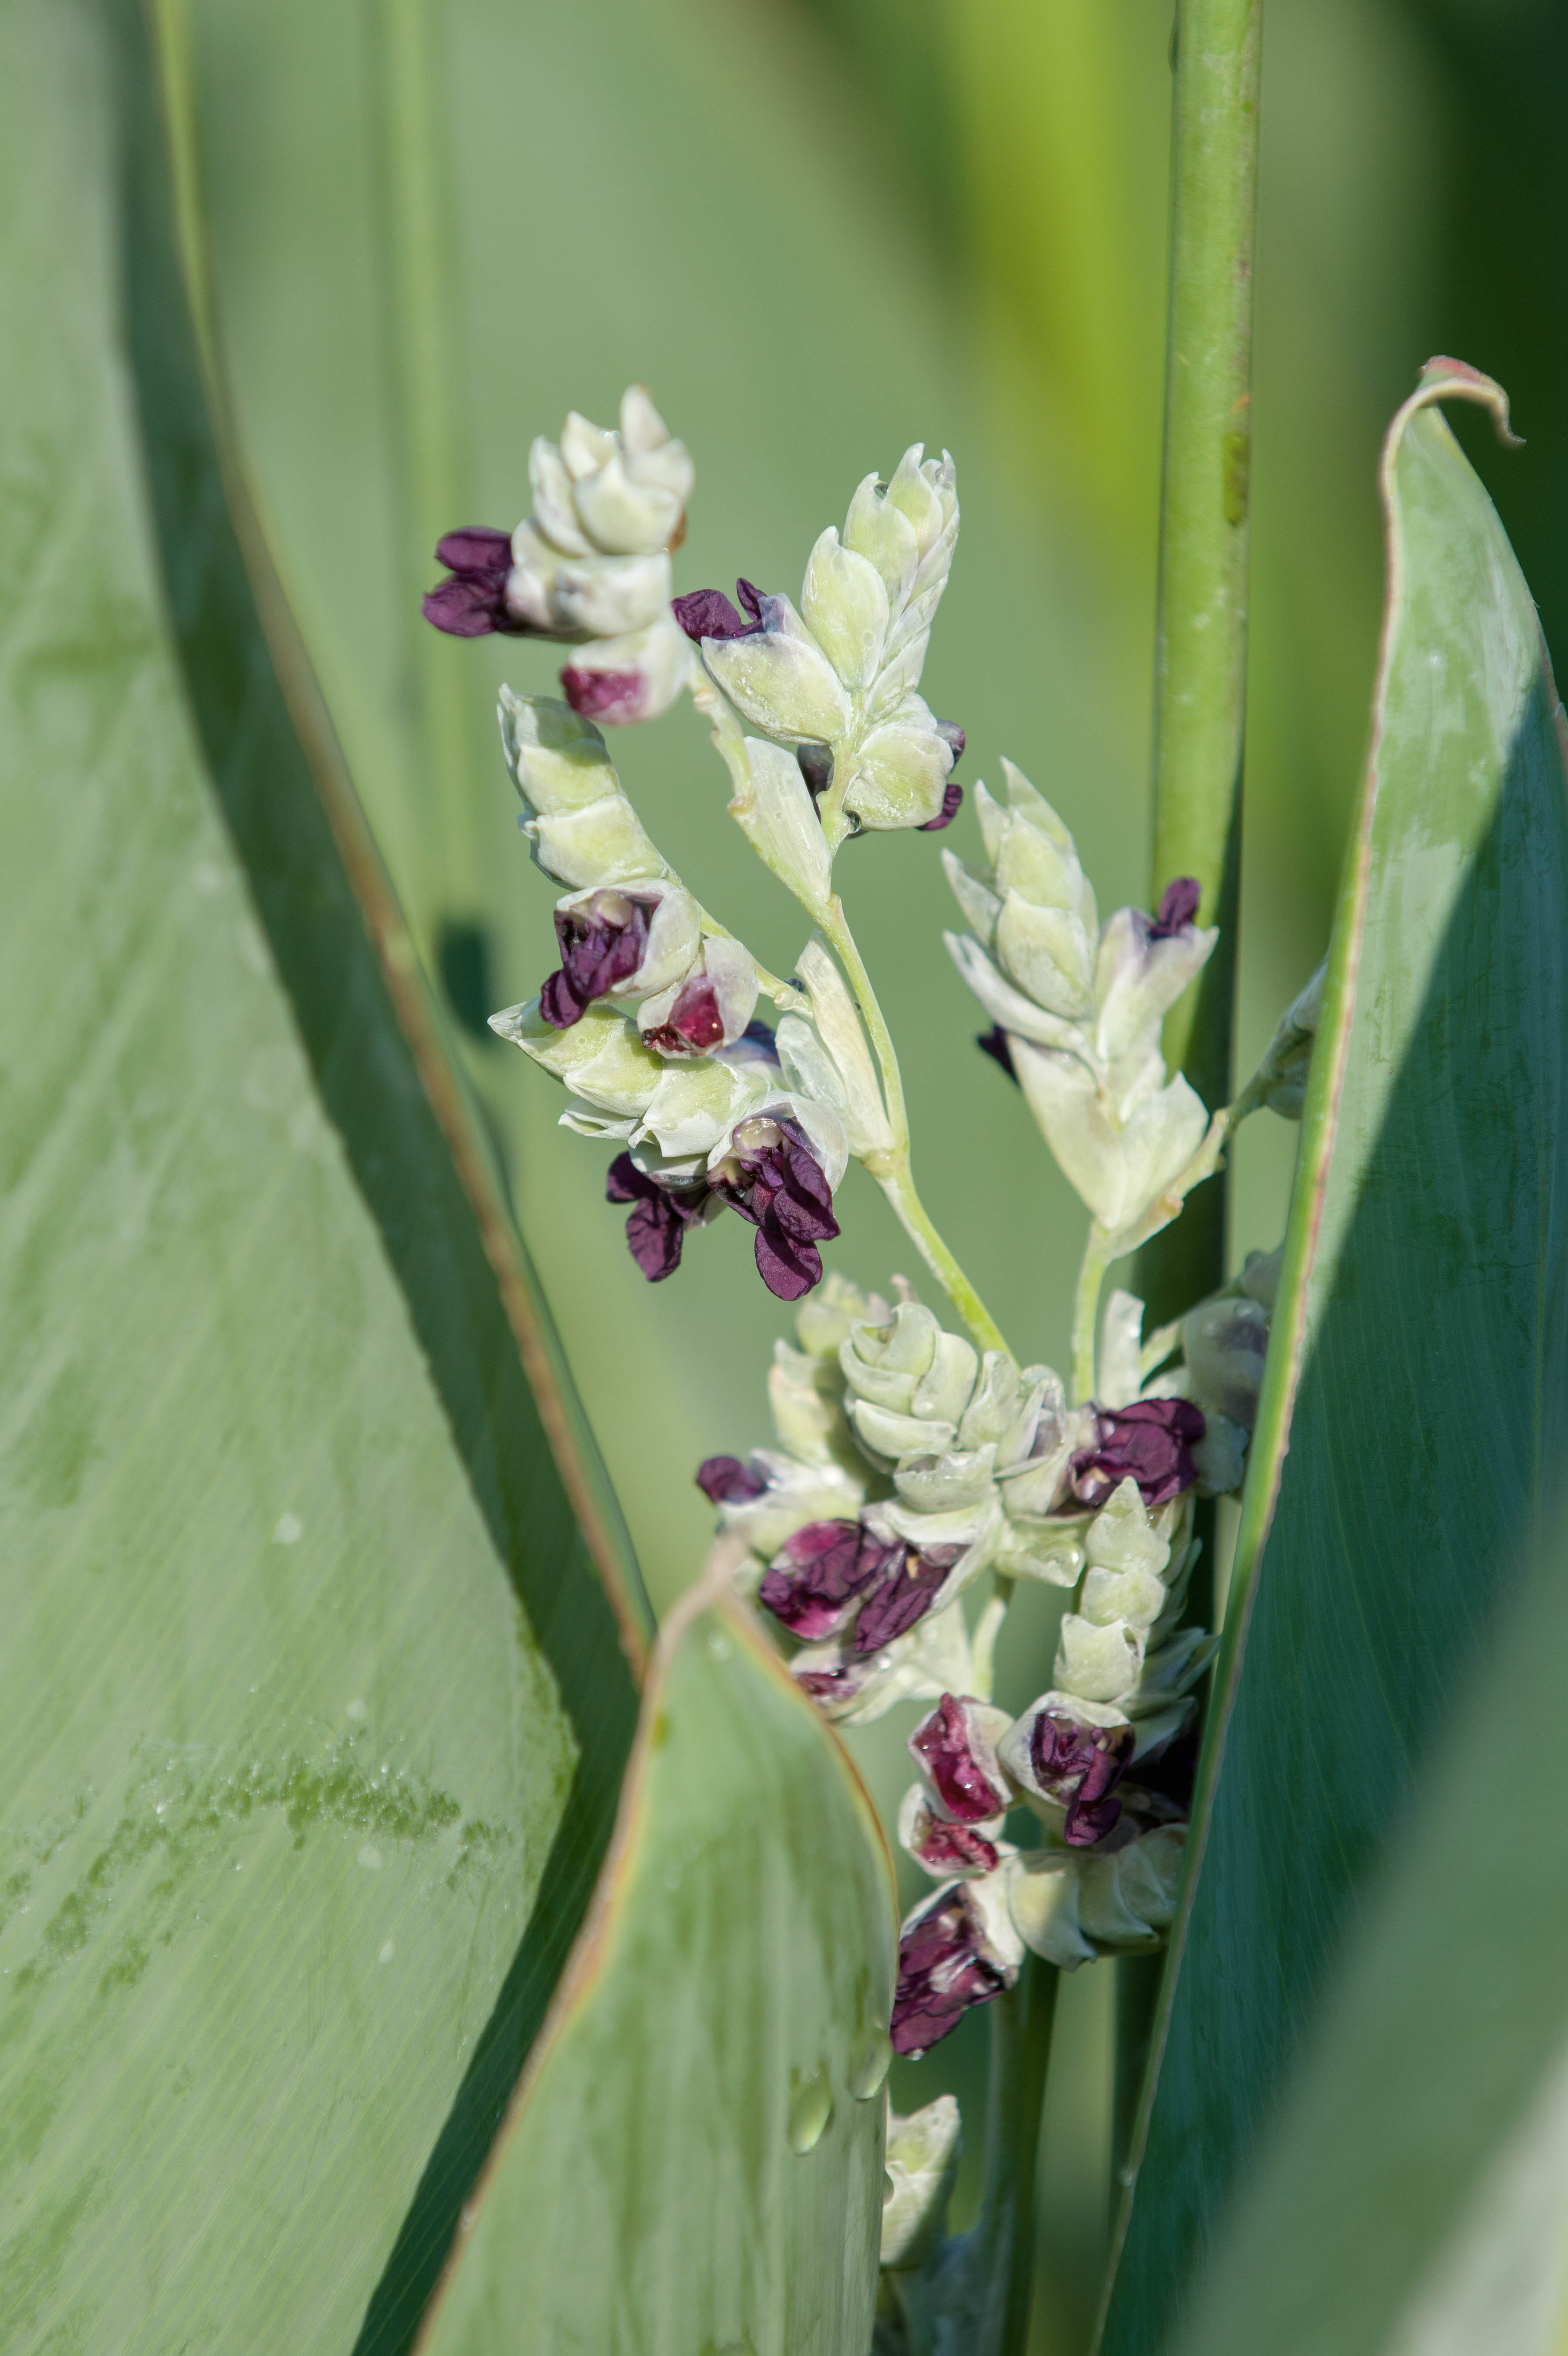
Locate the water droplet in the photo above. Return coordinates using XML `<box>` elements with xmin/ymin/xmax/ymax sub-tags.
<box><xmin>704</xmin><ymin>1630</ymin><xmax>732</xmax><ymax>1661</ymax></box>
<box><xmin>849</xmin><ymin>2029</ymin><xmax>892</xmax><ymax>2101</ymax></box>
<box><xmin>378</xmin><ymin>1940</ymin><xmax>395</xmax><ymax>1965</ymax></box>
<box><xmin>787</xmin><ymin>2064</ymin><xmax>833</xmax><ymax>2154</ymax></box>
<box><xmin>357</xmin><ymin>1843</ymin><xmax>383</xmax><ymax>1871</ymax></box>
<box><xmin>346</xmin><ymin>1699</ymin><xmax>367</xmax><ymax>1723</ymax></box>
<box><xmin>271</xmin><ymin>1512</ymin><xmax>303</xmax><ymax>1546</ymax></box>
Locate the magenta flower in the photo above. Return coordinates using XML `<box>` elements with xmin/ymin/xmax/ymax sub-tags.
<box><xmin>1068</xmin><ymin>1397</ymin><xmax>1206</xmax><ymax>1510</ymax></box>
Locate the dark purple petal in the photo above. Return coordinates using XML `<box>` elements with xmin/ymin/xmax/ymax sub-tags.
<box><xmin>672</xmin><ymin>578</ymin><xmax>767</xmax><ymax>643</ymax></box>
<box><xmin>709</xmin><ymin>1117</ymin><xmax>841</xmax><ymax>1304</ymax></box>
<box><xmin>934</xmin><ymin>718</ymin><xmax>966</xmax><ymax>765</ymax></box>
<box><xmin>1151</xmin><ymin>877</ymin><xmax>1202</xmax><ymax>938</ymax></box>
<box><xmin>852</xmin><ymin>1543</ymin><xmax>961</xmax><ymax>1655</ymax></box>
<box><xmin>758</xmin><ymin>1519</ymin><xmax>892</xmax><ymax>1640</ymax></box>
<box><xmin>539</xmin><ymin>968</ymin><xmax>589</xmax><ymax>1029</ymax></box>
<box><xmin>891</xmin><ymin>1890</ymin><xmax>1012</xmax><ymax>2058</ymax></box>
<box><xmin>435</xmin><ymin>527</ymin><xmax>514</xmax><ymax>572</ymax></box>
<box><xmin>643</xmin><ymin>976</ymin><xmax>725</xmax><ymax>1058</ymax></box>
<box><xmin>714</xmin><ymin>1018</ymin><xmax>779</xmax><ymax>1066</ymax></box>
<box><xmin>421</xmin><ymin>575</ymin><xmax>509</xmax><ymax>639</ymax></box>
<box><xmin>919</xmin><ymin>781</ymin><xmax>964</xmax><ymax>833</ymax></box>
<box><xmin>605</xmin><ymin>1154</ymin><xmax>708</xmax><ymax>1284</ymax></box>
<box><xmin>794</xmin><ymin>1658</ymin><xmax>874</xmax><ymax>1709</ymax></box>
<box><xmin>1029</xmin><ymin>1712</ymin><xmax>1136</xmax><ymax>1847</ymax></box>
<box><xmin>696</xmin><ymin>1456</ymin><xmax>769</xmax><ymax>1506</ymax></box>
<box><xmin>976</xmin><ymin>1026</ymin><xmax>1018</xmax><ymax>1084</ymax></box>
<box><xmin>910</xmin><ymin>1695</ymin><xmax>1010</xmax><ymax>1822</ymax></box>
<box><xmin>907</xmin><ymin>1807</ymin><xmax>1000</xmax><ymax>1877</ymax></box>
<box><xmin>1069</xmin><ymin>1396</ymin><xmax>1206</xmax><ymax>1510</ymax></box>
<box><xmin>561</xmin><ymin>667</ymin><xmax>646</xmax><ymax>722</ymax></box>
<box><xmin>539</xmin><ymin>892</ymin><xmax>653</xmax><ymax>1030</ymax></box>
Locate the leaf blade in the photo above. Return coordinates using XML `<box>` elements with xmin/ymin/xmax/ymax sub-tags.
<box><xmin>1101</xmin><ymin>361</ymin><xmax>1568</xmax><ymax>2352</ymax></box>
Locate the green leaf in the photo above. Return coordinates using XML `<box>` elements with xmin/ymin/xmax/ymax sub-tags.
<box><xmin>1167</xmin><ymin>1489</ymin><xmax>1568</xmax><ymax>2356</ymax></box>
<box><xmin>1101</xmin><ymin>361</ymin><xmax>1568</xmax><ymax>2352</ymax></box>
<box><xmin>0</xmin><ymin>3</ymin><xmax>648</xmax><ymax>2347</ymax></box>
<box><xmin>415</xmin><ymin>1579</ymin><xmax>898</xmax><ymax>2356</ymax></box>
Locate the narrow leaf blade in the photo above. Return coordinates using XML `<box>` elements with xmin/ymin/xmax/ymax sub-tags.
<box><xmin>416</xmin><ymin>1585</ymin><xmax>898</xmax><ymax>2356</ymax></box>
<box><xmin>0</xmin><ymin>3</ymin><xmax>645</xmax><ymax>2347</ymax></box>
<box><xmin>1102</xmin><ymin>361</ymin><xmax>1568</xmax><ymax>2351</ymax></box>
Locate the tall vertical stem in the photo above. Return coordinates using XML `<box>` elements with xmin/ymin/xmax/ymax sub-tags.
<box><xmin>1122</xmin><ymin>0</ymin><xmax>1263</xmax><ymax>2172</ymax></box>
<box><xmin>365</xmin><ymin>0</ymin><xmax>487</xmax><ymax>997</ymax></box>
<box><xmin>971</xmin><ymin>1959</ymin><xmax>1060</xmax><ymax>2355</ymax></box>
<box><xmin>1137</xmin><ymin>0</ymin><xmax>1262</xmax><ymax>1328</ymax></box>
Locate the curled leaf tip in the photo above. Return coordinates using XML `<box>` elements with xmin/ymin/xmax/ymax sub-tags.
<box><xmin>1413</xmin><ymin>356</ymin><xmax>1524</xmax><ymax>449</ymax></box>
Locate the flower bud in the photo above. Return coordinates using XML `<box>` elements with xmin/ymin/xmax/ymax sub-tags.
<box><xmin>537</xmin><ymin>881</ymin><xmax>701</xmax><ymax>1029</ymax></box>
<box><xmin>699</xmin><ymin>595</ymin><xmax>852</xmax><ymax>745</ymax></box>
<box><xmin>1004</xmin><ymin>1824</ymin><xmax>1184</xmax><ymax>1970</ymax></box>
<box><xmin>891</xmin><ymin>1875</ymin><xmax>1022</xmax><ymax>2057</ymax></box>
<box><xmin>1093</xmin><ymin>890</ymin><xmax>1218</xmax><ymax>1066</ymax></box>
<box><xmin>490</xmin><ymin>997</ymin><xmax>664</xmax><ymax>1115</ymax></box>
<box><xmin>698</xmin><ymin>1447</ymin><xmax>865</xmax><ymax>1559</ymax></box>
<box><xmin>1010</xmin><ymin>1041</ymin><xmax>1210</xmax><ymax>1238</ymax></box>
<box><xmin>559</xmin><ymin>611</ymin><xmax>693</xmax><ymax>728</ymax></box>
<box><xmin>1001</xmin><ymin>1703</ymin><xmax>1135</xmax><ymax>1846</ymax></box>
<box><xmin>842</xmin><ymin>700</ymin><xmax>954</xmax><ymax>833</ymax></box>
<box><xmin>1182</xmin><ymin>1293</ymin><xmax>1270</xmax><ymax>1427</ymax></box>
<box><xmin>1068</xmin><ymin>1398</ymin><xmax>1206</xmax><ymax>1510</ymax></box>
<box><xmin>422</xmin><ymin>528</ymin><xmax>530</xmax><ymax>639</ymax></box>
<box><xmin>801</xmin><ymin>528</ymin><xmax>890</xmax><ymax>690</ymax></box>
<box><xmin>898</xmin><ymin>1788</ymin><xmax>1003</xmax><ymax>1879</ymax></box>
<box><xmin>498</xmin><ymin>691</ymin><xmax>671</xmax><ymax>887</ymax></box>
<box><xmin>758</xmin><ymin>1518</ymin><xmax>898</xmax><ymax>1639</ymax></box>
<box><xmin>907</xmin><ymin>1693</ymin><xmax>1013</xmax><ymax>1822</ymax></box>
<box><xmin>881</xmin><ymin>2095</ymin><xmax>963</xmax><ymax>2271</ymax></box>
<box><xmin>637</xmin><ymin>935</ymin><xmax>759</xmax><ymax>1058</ymax></box>
<box><xmin>1248</xmin><ymin>960</ymin><xmax>1327</xmax><ymax>1119</ymax></box>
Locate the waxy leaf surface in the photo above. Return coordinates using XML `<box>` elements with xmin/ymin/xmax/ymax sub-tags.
<box><xmin>1169</xmin><ymin>1492</ymin><xmax>1568</xmax><ymax>2355</ymax></box>
<box><xmin>1102</xmin><ymin>363</ymin><xmax>1568</xmax><ymax>2350</ymax></box>
<box><xmin>417</xmin><ymin>1591</ymin><xmax>897</xmax><ymax>2356</ymax></box>
<box><xmin>0</xmin><ymin>4</ymin><xmax>645</xmax><ymax>2348</ymax></box>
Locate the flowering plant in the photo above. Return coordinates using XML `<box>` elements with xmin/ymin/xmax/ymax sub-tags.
<box><xmin>422</xmin><ymin>372</ymin><xmax>1327</xmax><ymax>2331</ymax></box>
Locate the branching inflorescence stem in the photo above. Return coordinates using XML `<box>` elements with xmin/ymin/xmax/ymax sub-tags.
<box><xmin>819</xmin><ymin>895</ymin><xmax>1012</xmax><ymax>1359</ymax></box>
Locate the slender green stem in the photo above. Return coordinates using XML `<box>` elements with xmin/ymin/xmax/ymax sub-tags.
<box><xmin>1135</xmin><ymin>0</ymin><xmax>1262</xmax><ymax>1329</ymax></box>
<box><xmin>818</xmin><ymin>897</ymin><xmax>1010</xmax><ymax>1356</ymax></box>
<box><xmin>968</xmin><ymin>1958</ymin><xmax>1060</xmax><ymax>2355</ymax></box>
<box><xmin>1071</xmin><ymin>1225</ymin><xmax>1115</xmax><ymax>1405</ymax></box>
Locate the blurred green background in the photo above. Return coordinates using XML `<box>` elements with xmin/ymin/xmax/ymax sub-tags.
<box><xmin>177</xmin><ymin>0</ymin><xmax>1568</xmax><ymax>2342</ymax></box>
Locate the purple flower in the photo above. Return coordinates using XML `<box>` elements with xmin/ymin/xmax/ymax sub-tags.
<box><xmin>792</xmin><ymin>1657</ymin><xmax>878</xmax><ymax>1710</ymax></box>
<box><xmin>422</xmin><ymin>529</ymin><xmax>534</xmax><ymax>640</ymax></box>
<box><xmin>538</xmin><ymin>891</ymin><xmax>654</xmax><ymax>1030</ymax></box>
<box><xmin>605</xmin><ymin>1155</ymin><xmax>709</xmax><ymax>1283</ymax></box>
<box><xmin>904</xmin><ymin>1800</ymin><xmax>1001</xmax><ymax>1879</ymax></box>
<box><xmin>891</xmin><ymin>1888</ymin><xmax>1017</xmax><ymax>2058</ymax></box>
<box><xmin>1068</xmin><ymin>1397</ymin><xmax>1206</xmax><ymax>1510</ymax></box>
<box><xmin>758</xmin><ymin>1518</ymin><xmax>897</xmax><ymax>1641</ymax></box>
<box><xmin>1150</xmin><ymin>876</ymin><xmax>1202</xmax><ymax>939</ymax></box>
<box><xmin>559</xmin><ymin>667</ymin><xmax>648</xmax><ymax>724</ymax></box>
<box><xmin>695</xmin><ymin>1456</ymin><xmax>769</xmax><ymax>1506</ymax></box>
<box><xmin>976</xmin><ymin>1026</ymin><xmax>1018</xmax><ymax>1084</ymax></box>
<box><xmin>909</xmin><ymin>1696</ymin><xmax>1011</xmax><ymax>1823</ymax></box>
<box><xmin>1029</xmin><ymin>1712</ymin><xmax>1136</xmax><ymax>1847</ymax></box>
<box><xmin>671</xmin><ymin>579</ymin><xmax>765</xmax><ymax>642</ymax></box>
<box><xmin>708</xmin><ymin>1114</ymin><xmax>840</xmax><ymax>1303</ymax></box>
<box><xmin>639</xmin><ymin>975</ymin><xmax>727</xmax><ymax>1056</ymax></box>
<box><xmin>852</xmin><ymin>1543</ymin><xmax>962</xmax><ymax>1655</ymax></box>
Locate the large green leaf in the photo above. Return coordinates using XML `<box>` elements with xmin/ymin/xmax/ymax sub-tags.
<box><xmin>0</xmin><ymin>2</ymin><xmax>648</xmax><ymax>2346</ymax></box>
<box><xmin>418</xmin><ymin>1576</ymin><xmax>897</xmax><ymax>2356</ymax></box>
<box><xmin>1168</xmin><ymin>1490</ymin><xmax>1568</xmax><ymax>2355</ymax></box>
<box><xmin>1100</xmin><ymin>361</ymin><xmax>1568</xmax><ymax>2351</ymax></box>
